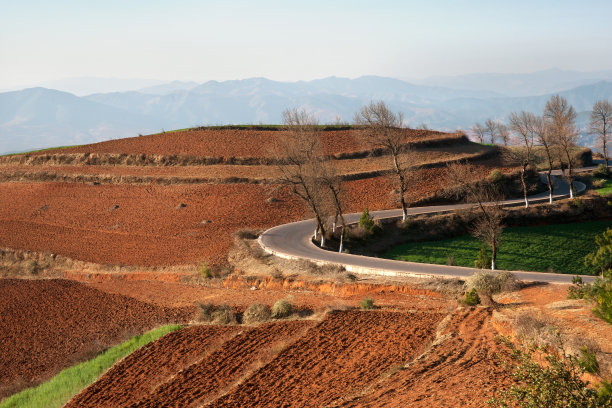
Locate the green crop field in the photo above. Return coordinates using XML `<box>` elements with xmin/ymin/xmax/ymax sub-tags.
<box><xmin>383</xmin><ymin>220</ymin><xmax>611</xmax><ymax>275</ymax></box>
<box><xmin>0</xmin><ymin>325</ymin><xmax>182</xmax><ymax>408</ymax></box>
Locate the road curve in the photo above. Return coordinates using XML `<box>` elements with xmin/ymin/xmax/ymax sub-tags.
<box><xmin>259</xmin><ymin>170</ymin><xmax>599</xmax><ymax>284</ymax></box>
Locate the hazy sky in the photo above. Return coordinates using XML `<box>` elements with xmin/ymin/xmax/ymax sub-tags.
<box><xmin>2</xmin><ymin>0</ymin><xmax>612</xmax><ymax>88</ymax></box>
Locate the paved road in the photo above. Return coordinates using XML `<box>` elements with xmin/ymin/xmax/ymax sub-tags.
<box><xmin>259</xmin><ymin>169</ymin><xmax>601</xmax><ymax>284</ymax></box>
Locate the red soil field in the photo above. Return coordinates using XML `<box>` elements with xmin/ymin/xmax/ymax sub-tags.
<box><xmin>0</xmin><ymin>279</ymin><xmax>193</xmax><ymax>398</ymax></box>
<box><xmin>68</xmin><ymin>310</ymin><xmax>443</xmax><ymax>407</ymax></box>
<box><xmin>339</xmin><ymin>307</ymin><xmax>512</xmax><ymax>407</ymax></box>
<box><xmin>0</xmin><ymin>160</ymin><xmax>497</xmax><ymax>267</ymax></box>
<box><xmin>0</xmin><ymin>182</ymin><xmax>303</xmax><ymax>266</ymax></box>
<box><xmin>40</xmin><ymin>128</ymin><xmax>456</xmax><ymax>158</ymax></box>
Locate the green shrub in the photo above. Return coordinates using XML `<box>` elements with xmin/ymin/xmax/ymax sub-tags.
<box><xmin>359</xmin><ymin>207</ymin><xmax>375</xmax><ymax>232</ymax></box>
<box><xmin>489</xmin><ymin>169</ymin><xmax>503</xmax><ymax>184</ymax></box>
<box><xmin>271</xmin><ymin>299</ymin><xmax>293</xmax><ymax>319</ymax></box>
<box><xmin>243</xmin><ymin>303</ymin><xmax>271</xmax><ymax>324</ymax></box>
<box><xmin>474</xmin><ymin>246</ymin><xmax>492</xmax><ymax>269</ymax></box>
<box><xmin>595</xmin><ymin>163</ymin><xmax>610</xmax><ymax>178</ymax></box>
<box><xmin>570</xmin><ymin>198</ymin><xmax>583</xmax><ymax>208</ymax></box>
<box><xmin>463</xmin><ymin>289</ymin><xmax>480</xmax><ymax>306</ymax></box>
<box><xmin>359</xmin><ymin>297</ymin><xmax>375</xmax><ymax>310</ymax></box>
<box><xmin>489</xmin><ymin>338</ymin><xmax>611</xmax><ymax>407</ymax></box>
<box><xmin>198</xmin><ymin>263</ymin><xmax>212</xmax><ymax>279</ymax></box>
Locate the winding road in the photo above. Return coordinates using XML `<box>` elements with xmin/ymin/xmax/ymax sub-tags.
<box><xmin>259</xmin><ymin>169</ymin><xmax>601</xmax><ymax>284</ymax></box>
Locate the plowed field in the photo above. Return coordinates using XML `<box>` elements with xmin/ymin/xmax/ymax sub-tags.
<box><xmin>68</xmin><ymin>310</ymin><xmax>444</xmax><ymax>407</ymax></box>
<box><xmin>340</xmin><ymin>307</ymin><xmax>511</xmax><ymax>407</ymax></box>
<box><xmin>33</xmin><ymin>128</ymin><xmax>457</xmax><ymax>158</ymax></box>
<box><xmin>0</xmin><ymin>279</ymin><xmax>193</xmax><ymax>398</ymax></box>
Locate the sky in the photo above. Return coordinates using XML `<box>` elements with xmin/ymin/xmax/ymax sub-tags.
<box><xmin>2</xmin><ymin>0</ymin><xmax>612</xmax><ymax>89</ymax></box>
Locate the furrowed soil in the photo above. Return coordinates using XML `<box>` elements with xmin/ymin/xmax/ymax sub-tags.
<box><xmin>67</xmin><ymin>309</ymin><xmax>450</xmax><ymax>408</ymax></box>
<box><xmin>0</xmin><ymin>279</ymin><xmax>193</xmax><ymax>398</ymax></box>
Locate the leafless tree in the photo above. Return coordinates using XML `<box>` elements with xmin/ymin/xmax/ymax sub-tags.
<box><xmin>318</xmin><ymin>158</ymin><xmax>347</xmax><ymax>252</ymax></box>
<box><xmin>472</xmin><ymin>122</ymin><xmax>486</xmax><ymax>143</ymax></box>
<box><xmin>497</xmin><ymin>122</ymin><xmax>511</xmax><ymax>146</ymax></box>
<box><xmin>508</xmin><ymin>111</ymin><xmax>536</xmax><ymax>207</ymax></box>
<box><xmin>485</xmin><ymin>118</ymin><xmax>498</xmax><ymax>145</ymax></box>
<box><xmin>589</xmin><ymin>100</ymin><xmax>612</xmax><ymax>167</ymax></box>
<box><xmin>446</xmin><ymin>161</ymin><xmax>504</xmax><ymax>270</ymax></box>
<box><xmin>532</xmin><ymin>115</ymin><xmax>557</xmax><ymax>204</ymax></box>
<box><xmin>275</xmin><ymin>108</ymin><xmax>330</xmax><ymax>246</ymax></box>
<box><xmin>544</xmin><ymin>95</ymin><xmax>579</xmax><ymax>198</ymax></box>
<box><xmin>354</xmin><ymin>101</ymin><xmax>415</xmax><ymax>221</ymax></box>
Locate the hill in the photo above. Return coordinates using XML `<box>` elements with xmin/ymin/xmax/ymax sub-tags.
<box><xmin>2</xmin><ymin>76</ymin><xmax>611</xmax><ymax>154</ymax></box>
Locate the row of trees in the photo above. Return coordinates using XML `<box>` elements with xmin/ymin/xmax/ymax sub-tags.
<box><xmin>275</xmin><ymin>101</ymin><xmax>419</xmax><ymax>251</ymax></box>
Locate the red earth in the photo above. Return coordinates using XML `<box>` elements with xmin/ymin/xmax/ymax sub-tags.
<box><xmin>0</xmin><ymin>278</ymin><xmax>194</xmax><ymax>398</ymax></box>
<box><xmin>67</xmin><ymin>309</ymin><xmax>451</xmax><ymax>408</ymax></box>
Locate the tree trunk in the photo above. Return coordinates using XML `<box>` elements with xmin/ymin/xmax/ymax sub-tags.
<box><xmin>491</xmin><ymin>244</ymin><xmax>497</xmax><ymax>270</ymax></box>
<box><xmin>320</xmin><ymin>234</ymin><xmax>326</xmax><ymax>247</ymax></box>
<box><xmin>338</xmin><ymin>231</ymin><xmax>344</xmax><ymax>253</ymax></box>
<box><xmin>546</xmin><ymin>172</ymin><xmax>554</xmax><ymax>204</ymax></box>
<box><xmin>520</xmin><ymin>165</ymin><xmax>529</xmax><ymax>208</ymax></box>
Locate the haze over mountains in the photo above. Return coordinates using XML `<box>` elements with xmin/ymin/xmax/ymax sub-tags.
<box><xmin>1</xmin><ymin>69</ymin><xmax>611</xmax><ymax>155</ymax></box>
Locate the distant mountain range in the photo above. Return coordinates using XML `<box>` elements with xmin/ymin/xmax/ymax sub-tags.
<box><xmin>1</xmin><ymin>72</ymin><xmax>611</xmax><ymax>154</ymax></box>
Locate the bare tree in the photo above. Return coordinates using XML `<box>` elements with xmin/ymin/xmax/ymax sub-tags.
<box><xmin>446</xmin><ymin>161</ymin><xmax>504</xmax><ymax>270</ymax></box>
<box><xmin>485</xmin><ymin>119</ymin><xmax>498</xmax><ymax>145</ymax></box>
<box><xmin>472</xmin><ymin>122</ymin><xmax>486</xmax><ymax>143</ymax></box>
<box><xmin>508</xmin><ymin>111</ymin><xmax>536</xmax><ymax>207</ymax></box>
<box><xmin>275</xmin><ymin>108</ymin><xmax>330</xmax><ymax>246</ymax></box>
<box><xmin>497</xmin><ymin>122</ymin><xmax>511</xmax><ymax>146</ymax></box>
<box><xmin>544</xmin><ymin>95</ymin><xmax>579</xmax><ymax>198</ymax></box>
<box><xmin>533</xmin><ymin>115</ymin><xmax>556</xmax><ymax>204</ymax></box>
<box><xmin>354</xmin><ymin>101</ymin><xmax>414</xmax><ymax>221</ymax></box>
<box><xmin>589</xmin><ymin>100</ymin><xmax>612</xmax><ymax>167</ymax></box>
<box><xmin>318</xmin><ymin>158</ymin><xmax>347</xmax><ymax>252</ymax></box>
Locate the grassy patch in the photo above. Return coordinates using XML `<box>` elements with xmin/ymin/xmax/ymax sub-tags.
<box><xmin>383</xmin><ymin>221</ymin><xmax>611</xmax><ymax>275</ymax></box>
<box><xmin>2</xmin><ymin>145</ymin><xmax>82</xmax><ymax>156</ymax></box>
<box><xmin>596</xmin><ymin>178</ymin><xmax>612</xmax><ymax>196</ymax></box>
<box><xmin>0</xmin><ymin>324</ymin><xmax>182</xmax><ymax>408</ymax></box>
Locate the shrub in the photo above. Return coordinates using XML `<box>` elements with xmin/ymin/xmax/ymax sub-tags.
<box><xmin>596</xmin><ymin>163</ymin><xmax>610</xmax><ymax>178</ymax></box>
<box><xmin>465</xmin><ymin>270</ymin><xmax>519</xmax><ymax>305</ymax></box>
<box><xmin>198</xmin><ymin>263</ymin><xmax>212</xmax><ymax>279</ymax></box>
<box><xmin>474</xmin><ymin>246</ymin><xmax>492</xmax><ymax>269</ymax></box>
<box><xmin>211</xmin><ymin>304</ymin><xmax>237</xmax><ymax>325</ymax></box>
<box><xmin>271</xmin><ymin>299</ymin><xmax>293</xmax><ymax>319</ymax></box>
<box><xmin>359</xmin><ymin>207</ymin><xmax>375</xmax><ymax>232</ymax></box>
<box><xmin>463</xmin><ymin>288</ymin><xmax>480</xmax><ymax>306</ymax></box>
<box><xmin>359</xmin><ymin>297</ymin><xmax>375</xmax><ymax>310</ymax></box>
<box><xmin>195</xmin><ymin>302</ymin><xmax>215</xmax><ymax>322</ymax></box>
<box><xmin>490</xmin><ymin>338</ymin><xmax>611</xmax><ymax>407</ymax></box>
<box><xmin>489</xmin><ymin>169</ymin><xmax>503</xmax><ymax>184</ymax></box>
<box><xmin>570</xmin><ymin>198</ymin><xmax>583</xmax><ymax>208</ymax></box>
<box><xmin>243</xmin><ymin>303</ymin><xmax>272</xmax><ymax>324</ymax></box>
<box><xmin>446</xmin><ymin>255</ymin><xmax>456</xmax><ymax>266</ymax></box>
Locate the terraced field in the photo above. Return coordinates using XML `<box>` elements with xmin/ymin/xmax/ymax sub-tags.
<box><xmin>67</xmin><ymin>310</ymin><xmax>448</xmax><ymax>407</ymax></box>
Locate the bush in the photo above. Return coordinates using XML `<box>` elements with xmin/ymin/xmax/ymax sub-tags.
<box><xmin>195</xmin><ymin>302</ymin><xmax>215</xmax><ymax>322</ymax></box>
<box><xmin>463</xmin><ymin>288</ymin><xmax>480</xmax><ymax>306</ymax></box>
<box><xmin>198</xmin><ymin>263</ymin><xmax>212</xmax><ymax>279</ymax></box>
<box><xmin>271</xmin><ymin>299</ymin><xmax>293</xmax><ymax>319</ymax></box>
<box><xmin>570</xmin><ymin>198</ymin><xmax>583</xmax><ymax>208</ymax></box>
<box><xmin>465</xmin><ymin>270</ymin><xmax>519</xmax><ymax>305</ymax></box>
<box><xmin>474</xmin><ymin>246</ymin><xmax>492</xmax><ymax>269</ymax></box>
<box><xmin>211</xmin><ymin>304</ymin><xmax>237</xmax><ymax>325</ymax></box>
<box><xmin>596</xmin><ymin>163</ymin><xmax>610</xmax><ymax>178</ymax></box>
<box><xmin>489</xmin><ymin>169</ymin><xmax>503</xmax><ymax>184</ymax></box>
<box><xmin>490</xmin><ymin>338</ymin><xmax>611</xmax><ymax>407</ymax></box>
<box><xmin>447</xmin><ymin>255</ymin><xmax>456</xmax><ymax>266</ymax></box>
<box><xmin>243</xmin><ymin>303</ymin><xmax>272</xmax><ymax>324</ymax></box>
<box><xmin>359</xmin><ymin>207</ymin><xmax>375</xmax><ymax>232</ymax></box>
<box><xmin>359</xmin><ymin>297</ymin><xmax>375</xmax><ymax>310</ymax></box>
